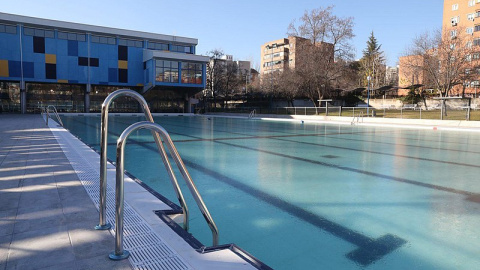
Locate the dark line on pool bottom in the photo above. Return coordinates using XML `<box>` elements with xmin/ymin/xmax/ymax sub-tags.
<box><xmin>70</xmin><ymin>117</ymin><xmax>478</xmax><ymax>198</ymax></box>
<box><xmin>181</xmin><ymin>158</ymin><xmax>407</xmax><ymax>266</ymax></box>
<box><xmin>68</xmin><ymin>117</ymin><xmax>407</xmax><ymax>266</ymax></box>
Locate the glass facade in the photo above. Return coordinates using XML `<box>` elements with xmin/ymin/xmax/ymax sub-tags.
<box><xmin>89</xmin><ymin>86</ymin><xmax>142</xmax><ymax>113</ymax></box>
<box><xmin>0</xmin><ymin>82</ymin><xmax>20</xmax><ymax>113</ymax></box>
<box><xmin>155</xmin><ymin>60</ymin><xmax>179</xmax><ymax>83</ymax></box>
<box><xmin>181</xmin><ymin>62</ymin><xmax>203</xmax><ymax>84</ymax></box>
<box><xmin>25</xmin><ymin>83</ymin><xmax>84</xmax><ymax>113</ymax></box>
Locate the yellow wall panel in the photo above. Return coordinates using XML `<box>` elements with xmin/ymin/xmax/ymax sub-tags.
<box><xmin>45</xmin><ymin>54</ymin><xmax>57</xmax><ymax>64</ymax></box>
<box><xmin>137</xmin><ymin>83</ymin><xmax>144</xmax><ymax>87</ymax></box>
<box><xmin>0</xmin><ymin>60</ymin><xmax>9</xmax><ymax>77</ymax></box>
<box><xmin>57</xmin><ymin>80</ymin><xmax>68</xmax><ymax>83</ymax></box>
<box><xmin>118</xmin><ymin>60</ymin><xmax>128</xmax><ymax>69</ymax></box>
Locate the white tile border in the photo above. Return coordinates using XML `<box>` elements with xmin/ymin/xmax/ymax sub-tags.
<box><xmin>46</xmin><ymin>120</ymin><xmax>257</xmax><ymax>270</ymax></box>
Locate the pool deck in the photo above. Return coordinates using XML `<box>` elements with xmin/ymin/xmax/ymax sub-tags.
<box><xmin>0</xmin><ymin>115</ymin><xmax>260</xmax><ymax>270</ymax></box>
<box><xmin>0</xmin><ymin>114</ymin><xmax>132</xmax><ymax>270</ymax></box>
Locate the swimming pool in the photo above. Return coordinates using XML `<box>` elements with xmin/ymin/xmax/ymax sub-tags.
<box><xmin>61</xmin><ymin>115</ymin><xmax>480</xmax><ymax>269</ymax></box>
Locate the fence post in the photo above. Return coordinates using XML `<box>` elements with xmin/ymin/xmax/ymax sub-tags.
<box><xmin>420</xmin><ymin>107</ymin><xmax>422</xmax><ymax>120</ymax></box>
<box><xmin>339</xmin><ymin>106</ymin><xmax>342</xmax><ymax>116</ymax></box>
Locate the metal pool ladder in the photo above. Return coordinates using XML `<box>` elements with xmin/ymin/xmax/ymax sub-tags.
<box><xmin>42</xmin><ymin>105</ymin><xmax>64</xmax><ymax>127</ymax></box>
<box><xmin>248</xmin><ymin>109</ymin><xmax>256</xmax><ymax>119</ymax></box>
<box><xmin>351</xmin><ymin>111</ymin><xmax>364</xmax><ymax>125</ymax></box>
<box><xmin>96</xmin><ymin>89</ymin><xmax>218</xmax><ymax>260</ymax></box>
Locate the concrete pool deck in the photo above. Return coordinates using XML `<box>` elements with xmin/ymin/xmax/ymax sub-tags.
<box><xmin>0</xmin><ymin>115</ymin><xmax>261</xmax><ymax>270</ymax></box>
<box><xmin>0</xmin><ymin>114</ymin><xmax>131</xmax><ymax>270</ymax></box>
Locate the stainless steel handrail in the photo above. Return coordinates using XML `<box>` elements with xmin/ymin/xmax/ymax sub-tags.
<box><xmin>97</xmin><ymin>89</ymin><xmax>189</xmax><ymax>231</ymax></box>
<box><xmin>110</xmin><ymin>121</ymin><xmax>219</xmax><ymax>260</ymax></box>
<box><xmin>248</xmin><ymin>109</ymin><xmax>256</xmax><ymax>119</ymax></box>
<box><xmin>43</xmin><ymin>105</ymin><xmax>64</xmax><ymax>127</ymax></box>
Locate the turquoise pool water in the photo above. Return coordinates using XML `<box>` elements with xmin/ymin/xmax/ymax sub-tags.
<box><xmin>61</xmin><ymin>115</ymin><xmax>480</xmax><ymax>269</ymax></box>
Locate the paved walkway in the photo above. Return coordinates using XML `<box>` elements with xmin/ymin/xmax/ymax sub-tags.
<box><xmin>0</xmin><ymin>115</ymin><xmax>131</xmax><ymax>270</ymax></box>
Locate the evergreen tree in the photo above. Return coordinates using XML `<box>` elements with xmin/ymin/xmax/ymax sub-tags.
<box><xmin>360</xmin><ymin>32</ymin><xmax>386</xmax><ymax>90</ymax></box>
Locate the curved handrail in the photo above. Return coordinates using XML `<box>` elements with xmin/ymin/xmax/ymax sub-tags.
<box><xmin>110</xmin><ymin>121</ymin><xmax>219</xmax><ymax>259</ymax></box>
<box><xmin>248</xmin><ymin>109</ymin><xmax>256</xmax><ymax>119</ymax></box>
<box><xmin>97</xmin><ymin>89</ymin><xmax>189</xmax><ymax>232</ymax></box>
<box><xmin>43</xmin><ymin>105</ymin><xmax>64</xmax><ymax>127</ymax></box>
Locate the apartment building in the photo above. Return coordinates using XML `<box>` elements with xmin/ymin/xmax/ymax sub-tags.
<box><xmin>397</xmin><ymin>1</ymin><xmax>480</xmax><ymax>95</ymax></box>
<box><xmin>260</xmin><ymin>36</ymin><xmax>333</xmax><ymax>76</ymax></box>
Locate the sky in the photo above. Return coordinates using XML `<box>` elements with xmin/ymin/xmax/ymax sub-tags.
<box><xmin>2</xmin><ymin>0</ymin><xmax>444</xmax><ymax>67</ymax></box>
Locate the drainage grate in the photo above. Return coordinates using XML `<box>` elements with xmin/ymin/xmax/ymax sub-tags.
<box><xmin>50</xmin><ymin>125</ymin><xmax>193</xmax><ymax>270</ymax></box>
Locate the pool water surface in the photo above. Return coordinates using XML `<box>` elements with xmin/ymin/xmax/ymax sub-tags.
<box><xmin>61</xmin><ymin>115</ymin><xmax>480</xmax><ymax>270</ymax></box>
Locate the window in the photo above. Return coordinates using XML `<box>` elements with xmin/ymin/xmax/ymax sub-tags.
<box><xmin>147</xmin><ymin>41</ymin><xmax>169</xmax><ymax>51</ymax></box>
<box><xmin>58</xmin><ymin>31</ymin><xmax>86</xmax><ymax>41</ymax></box>
<box><xmin>118</xmin><ymin>39</ymin><xmax>143</xmax><ymax>48</ymax></box>
<box><xmin>469</xmin><ymin>0</ymin><xmax>475</xmax><ymax>7</ymax></box>
<box><xmin>473</xmin><ymin>53</ymin><xmax>480</xmax><ymax>59</ymax></box>
<box><xmin>155</xmin><ymin>60</ymin><xmax>179</xmax><ymax>83</ymax></box>
<box><xmin>171</xmin><ymin>44</ymin><xmax>191</xmax><ymax>53</ymax></box>
<box><xmin>451</xmin><ymin>29</ymin><xmax>457</xmax><ymax>38</ymax></box>
<box><xmin>468</xmin><ymin>13</ymin><xmax>475</xmax><ymax>21</ymax></box>
<box><xmin>452</xmin><ymin>3</ymin><xmax>459</xmax><ymax>10</ymax></box>
<box><xmin>467</xmin><ymin>27</ymin><xmax>474</xmax><ymax>34</ymax></box>
<box><xmin>24</xmin><ymin>27</ymin><xmax>54</xmax><ymax>38</ymax></box>
<box><xmin>0</xmin><ymin>24</ymin><xmax>17</xmax><ymax>34</ymax></box>
<box><xmin>475</xmin><ymin>25</ymin><xmax>480</xmax><ymax>32</ymax></box>
<box><xmin>451</xmin><ymin>16</ymin><xmax>459</xmax><ymax>25</ymax></box>
<box><xmin>181</xmin><ymin>62</ymin><xmax>202</xmax><ymax>84</ymax></box>
<box><xmin>473</xmin><ymin>38</ymin><xmax>480</xmax><ymax>46</ymax></box>
<box><xmin>91</xmin><ymin>35</ymin><xmax>116</xmax><ymax>45</ymax></box>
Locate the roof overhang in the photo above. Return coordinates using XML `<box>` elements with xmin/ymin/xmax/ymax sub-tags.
<box><xmin>144</xmin><ymin>50</ymin><xmax>209</xmax><ymax>63</ymax></box>
<box><xmin>0</xmin><ymin>12</ymin><xmax>197</xmax><ymax>45</ymax></box>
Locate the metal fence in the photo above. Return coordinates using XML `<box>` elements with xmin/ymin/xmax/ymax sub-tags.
<box><xmin>207</xmin><ymin>106</ymin><xmax>476</xmax><ymax>121</ymax></box>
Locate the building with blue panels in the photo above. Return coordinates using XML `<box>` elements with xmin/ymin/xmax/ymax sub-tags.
<box><xmin>0</xmin><ymin>12</ymin><xmax>208</xmax><ymax>113</ymax></box>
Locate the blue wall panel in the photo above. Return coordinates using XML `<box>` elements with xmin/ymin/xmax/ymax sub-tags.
<box><xmin>78</xmin><ymin>41</ymin><xmax>88</xmax><ymax>56</ymax></box>
<box><xmin>45</xmin><ymin>38</ymin><xmax>56</xmax><ymax>54</ymax></box>
<box><xmin>8</xmin><ymin>61</ymin><xmax>21</xmax><ymax>77</ymax></box>
<box><xmin>23</xmin><ymin>62</ymin><xmax>34</xmax><ymax>78</ymax></box>
<box><xmin>68</xmin><ymin>40</ymin><xmax>78</xmax><ymax>56</ymax></box>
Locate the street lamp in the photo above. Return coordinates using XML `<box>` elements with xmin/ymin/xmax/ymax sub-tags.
<box><xmin>367</xmin><ymin>75</ymin><xmax>371</xmax><ymax>115</ymax></box>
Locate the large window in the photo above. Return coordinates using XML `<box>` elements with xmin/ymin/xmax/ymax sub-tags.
<box><xmin>172</xmin><ymin>44</ymin><xmax>191</xmax><ymax>53</ymax></box>
<box><xmin>0</xmin><ymin>24</ymin><xmax>17</xmax><ymax>35</ymax></box>
<box><xmin>0</xmin><ymin>82</ymin><xmax>20</xmax><ymax>113</ymax></box>
<box><xmin>24</xmin><ymin>27</ymin><xmax>54</xmax><ymax>38</ymax></box>
<box><xmin>147</xmin><ymin>41</ymin><xmax>169</xmax><ymax>51</ymax></box>
<box><xmin>181</xmin><ymin>62</ymin><xmax>202</xmax><ymax>84</ymax></box>
<box><xmin>155</xmin><ymin>60</ymin><xmax>179</xmax><ymax>83</ymax></box>
<box><xmin>91</xmin><ymin>35</ymin><xmax>116</xmax><ymax>45</ymax></box>
<box><xmin>58</xmin><ymin>31</ymin><xmax>86</xmax><ymax>41</ymax></box>
<box><xmin>119</xmin><ymin>38</ymin><xmax>143</xmax><ymax>48</ymax></box>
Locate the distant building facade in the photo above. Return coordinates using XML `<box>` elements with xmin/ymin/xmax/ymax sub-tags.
<box><xmin>260</xmin><ymin>36</ymin><xmax>334</xmax><ymax>77</ymax></box>
<box><xmin>0</xmin><ymin>12</ymin><xmax>208</xmax><ymax>113</ymax></box>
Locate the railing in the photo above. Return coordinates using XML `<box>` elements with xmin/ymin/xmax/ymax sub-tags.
<box><xmin>42</xmin><ymin>105</ymin><xmax>64</xmax><ymax>127</ymax></box>
<box><xmin>97</xmin><ymin>89</ymin><xmax>189</xmax><ymax>234</ymax></box>
<box><xmin>208</xmin><ymin>106</ymin><xmax>476</xmax><ymax>121</ymax></box>
<box><xmin>351</xmin><ymin>111</ymin><xmax>364</xmax><ymax>125</ymax></box>
<box><xmin>110</xmin><ymin>121</ymin><xmax>219</xmax><ymax>260</ymax></box>
<box><xmin>248</xmin><ymin>109</ymin><xmax>256</xmax><ymax>119</ymax></box>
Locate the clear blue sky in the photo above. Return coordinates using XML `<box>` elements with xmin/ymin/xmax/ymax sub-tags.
<box><xmin>3</xmin><ymin>0</ymin><xmax>443</xmax><ymax>67</ymax></box>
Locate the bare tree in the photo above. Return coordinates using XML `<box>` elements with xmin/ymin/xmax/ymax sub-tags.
<box><xmin>277</xmin><ymin>68</ymin><xmax>301</xmax><ymax>106</ymax></box>
<box><xmin>206</xmin><ymin>49</ymin><xmax>225</xmax><ymax>108</ymax></box>
<box><xmin>287</xmin><ymin>6</ymin><xmax>355</xmax><ymax>105</ymax></box>
<box><xmin>403</xmin><ymin>27</ymin><xmax>476</xmax><ymax>113</ymax></box>
<box><xmin>221</xmin><ymin>62</ymin><xmax>240</xmax><ymax>107</ymax></box>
